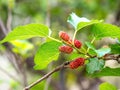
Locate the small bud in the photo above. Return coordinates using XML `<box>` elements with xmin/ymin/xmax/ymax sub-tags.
<box><xmin>59</xmin><ymin>31</ymin><xmax>70</xmax><ymax>41</ymax></box>
<box><xmin>69</xmin><ymin>58</ymin><xmax>85</xmax><ymax>69</ymax></box>
<box><xmin>74</xmin><ymin>39</ymin><xmax>82</xmax><ymax>49</ymax></box>
<box><xmin>59</xmin><ymin>46</ymin><xmax>73</xmax><ymax>54</ymax></box>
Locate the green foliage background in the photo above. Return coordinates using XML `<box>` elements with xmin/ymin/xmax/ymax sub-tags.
<box><xmin>0</xmin><ymin>0</ymin><xmax>120</xmax><ymax>90</ymax></box>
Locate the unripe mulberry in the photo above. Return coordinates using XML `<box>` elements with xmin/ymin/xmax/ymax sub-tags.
<box><xmin>74</xmin><ymin>39</ymin><xmax>82</xmax><ymax>49</ymax></box>
<box><xmin>59</xmin><ymin>46</ymin><xmax>73</xmax><ymax>54</ymax></box>
<box><xmin>59</xmin><ymin>31</ymin><xmax>70</xmax><ymax>41</ymax></box>
<box><xmin>69</xmin><ymin>58</ymin><xmax>85</xmax><ymax>69</ymax></box>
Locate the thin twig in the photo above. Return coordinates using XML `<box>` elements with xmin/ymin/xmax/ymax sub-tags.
<box><xmin>6</xmin><ymin>50</ymin><xmax>21</xmax><ymax>74</ymax></box>
<box><xmin>6</xmin><ymin>7</ymin><xmax>12</xmax><ymax>32</ymax></box>
<box><xmin>44</xmin><ymin>63</ymin><xmax>52</xmax><ymax>90</ymax></box>
<box><xmin>15</xmin><ymin>54</ymin><xmax>28</xmax><ymax>87</ymax></box>
<box><xmin>45</xmin><ymin>0</ymin><xmax>50</xmax><ymax>27</ymax></box>
<box><xmin>0</xmin><ymin>66</ymin><xmax>21</xmax><ymax>84</ymax></box>
<box><xmin>59</xmin><ymin>68</ymin><xmax>66</xmax><ymax>90</ymax></box>
<box><xmin>1</xmin><ymin>4</ymin><xmax>28</xmax><ymax>88</ymax></box>
<box><xmin>24</xmin><ymin>62</ymin><xmax>70</xmax><ymax>90</ymax></box>
<box><xmin>0</xmin><ymin>18</ymin><xmax>7</xmax><ymax>35</ymax></box>
<box><xmin>44</xmin><ymin>0</ymin><xmax>51</xmax><ymax>89</ymax></box>
<box><xmin>21</xmin><ymin>63</ymin><xmax>28</xmax><ymax>87</ymax></box>
<box><xmin>104</xmin><ymin>54</ymin><xmax>120</xmax><ymax>63</ymax></box>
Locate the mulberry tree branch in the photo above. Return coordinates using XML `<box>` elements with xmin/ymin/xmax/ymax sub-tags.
<box><xmin>24</xmin><ymin>61</ymin><xmax>70</xmax><ymax>90</ymax></box>
<box><xmin>24</xmin><ymin>53</ymin><xmax>120</xmax><ymax>90</ymax></box>
<box><xmin>104</xmin><ymin>54</ymin><xmax>120</xmax><ymax>63</ymax></box>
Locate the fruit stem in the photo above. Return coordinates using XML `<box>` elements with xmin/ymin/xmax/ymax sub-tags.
<box><xmin>86</xmin><ymin>37</ymin><xmax>96</xmax><ymax>53</ymax></box>
<box><xmin>72</xmin><ymin>30</ymin><xmax>77</xmax><ymax>44</ymax></box>
<box><xmin>62</xmin><ymin>40</ymin><xmax>85</xmax><ymax>55</ymax></box>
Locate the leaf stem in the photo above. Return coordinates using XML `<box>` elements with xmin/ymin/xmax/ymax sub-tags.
<box><xmin>86</xmin><ymin>37</ymin><xmax>96</xmax><ymax>53</ymax></box>
<box><xmin>81</xmin><ymin>46</ymin><xmax>87</xmax><ymax>53</ymax></box>
<box><xmin>73</xmin><ymin>45</ymin><xmax>85</xmax><ymax>55</ymax></box>
<box><xmin>91</xmin><ymin>37</ymin><xmax>96</xmax><ymax>44</ymax></box>
<box><xmin>48</xmin><ymin>36</ymin><xmax>62</xmax><ymax>43</ymax></box>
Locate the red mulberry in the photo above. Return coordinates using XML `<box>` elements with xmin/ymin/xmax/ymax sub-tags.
<box><xmin>74</xmin><ymin>39</ymin><xmax>82</xmax><ymax>49</ymax></box>
<box><xmin>59</xmin><ymin>31</ymin><xmax>70</xmax><ymax>41</ymax></box>
<box><xmin>69</xmin><ymin>58</ymin><xmax>85</xmax><ymax>69</ymax></box>
<box><xmin>59</xmin><ymin>46</ymin><xmax>73</xmax><ymax>54</ymax></box>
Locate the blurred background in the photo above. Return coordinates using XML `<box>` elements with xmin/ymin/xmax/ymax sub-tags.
<box><xmin>0</xmin><ymin>0</ymin><xmax>120</xmax><ymax>90</ymax></box>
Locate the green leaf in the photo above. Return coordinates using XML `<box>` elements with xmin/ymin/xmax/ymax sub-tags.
<box><xmin>110</xmin><ymin>44</ymin><xmax>120</xmax><ymax>54</ymax></box>
<box><xmin>77</xmin><ymin>20</ymin><xmax>101</xmax><ymax>31</ymax></box>
<box><xmin>85</xmin><ymin>42</ymin><xmax>111</xmax><ymax>57</ymax></box>
<box><xmin>34</xmin><ymin>41</ymin><xmax>62</xmax><ymax>70</ymax></box>
<box><xmin>87</xmin><ymin>67</ymin><xmax>120</xmax><ymax>77</ymax></box>
<box><xmin>86</xmin><ymin>58</ymin><xmax>105</xmax><ymax>74</ymax></box>
<box><xmin>88</xmin><ymin>49</ymin><xmax>97</xmax><ymax>56</ymax></box>
<box><xmin>0</xmin><ymin>24</ymin><xmax>50</xmax><ymax>43</ymax></box>
<box><xmin>117</xmin><ymin>39</ymin><xmax>120</xmax><ymax>44</ymax></box>
<box><xmin>85</xmin><ymin>42</ymin><xmax>96</xmax><ymax>50</ymax></box>
<box><xmin>68</xmin><ymin>52</ymin><xmax>85</xmax><ymax>60</ymax></box>
<box><xmin>67</xmin><ymin>13</ymin><xmax>89</xmax><ymax>29</ymax></box>
<box><xmin>85</xmin><ymin>42</ymin><xmax>96</xmax><ymax>56</ymax></box>
<box><xmin>91</xmin><ymin>23</ymin><xmax>120</xmax><ymax>39</ymax></box>
<box><xmin>95</xmin><ymin>47</ymin><xmax>111</xmax><ymax>57</ymax></box>
<box><xmin>99</xmin><ymin>82</ymin><xmax>117</xmax><ymax>90</ymax></box>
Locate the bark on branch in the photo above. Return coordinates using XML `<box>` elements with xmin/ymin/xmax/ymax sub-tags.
<box><xmin>24</xmin><ymin>61</ymin><xmax>70</xmax><ymax>90</ymax></box>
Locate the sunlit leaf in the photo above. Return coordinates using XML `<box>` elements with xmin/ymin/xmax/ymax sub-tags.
<box><xmin>91</xmin><ymin>23</ymin><xmax>120</xmax><ymax>39</ymax></box>
<box><xmin>34</xmin><ymin>41</ymin><xmax>62</xmax><ymax>70</ymax></box>
<box><xmin>0</xmin><ymin>24</ymin><xmax>50</xmax><ymax>43</ymax></box>
<box><xmin>10</xmin><ymin>40</ymin><xmax>33</xmax><ymax>55</ymax></box>
<box><xmin>99</xmin><ymin>82</ymin><xmax>117</xmax><ymax>90</ymax></box>
<box><xmin>77</xmin><ymin>20</ymin><xmax>101</xmax><ymax>31</ymax></box>
<box><xmin>110</xmin><ymin>44</ymin><xmax>120</xmax><ymax>54</ymax></box>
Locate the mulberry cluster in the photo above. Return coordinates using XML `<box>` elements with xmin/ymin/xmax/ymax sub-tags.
<box><xmin>58</xmin><ymin>31</ymin><xmax>85</xmax><ymax>69</ymax></box>
<box><xmin>59</xmin><ymin>31</ymin><xmax>82</xmax><ymax>54</ymax></box>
